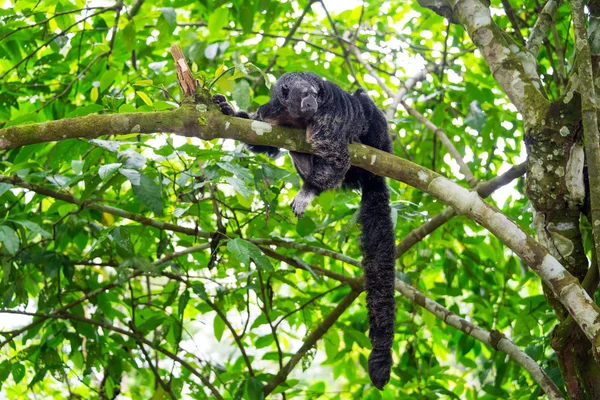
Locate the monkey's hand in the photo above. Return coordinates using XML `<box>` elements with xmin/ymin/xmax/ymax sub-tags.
<box><xmin>290</xmin><ymin>187</ymin><xmax>316</xmax><ymax>218</ymax></box>
<box><xmin>213</xmin><ymin>94</ymin><xmax>250</xmax><ymax>118</ymax></box>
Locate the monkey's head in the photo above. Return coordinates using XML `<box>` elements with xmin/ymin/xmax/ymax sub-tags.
<box><xmin>272</xmin><ymin>72</ymin><xmax>323</xmax><ymax>119</ymax></box>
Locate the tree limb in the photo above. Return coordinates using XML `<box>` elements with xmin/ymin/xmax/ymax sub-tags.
<box><xmin>527</xmin><ymin>0</ymin><xmax>559</xmax><ymax>58</ymax></box>
<box><xmin>1</xmin><ymin>105</ymin><xmax>598</xmax><ymax>352</ymax></box>
<box><xmin>572</xmin><ymin>0</ymin><xmax>600</xmax><ymax>339</ymax></box>
<box><xmin>394</xmin><ymin>278</ymin><xmax>564</xmax><ymax>399</ymax></box>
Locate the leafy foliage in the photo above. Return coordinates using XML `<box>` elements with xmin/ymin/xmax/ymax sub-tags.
<box><xmin>0</xmin><ymin>0</ymin><xmax>586</xmax><ymax>399</ymax></box>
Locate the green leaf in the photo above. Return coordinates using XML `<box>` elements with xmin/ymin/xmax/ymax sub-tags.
<box><xmin>12</xmin><ymin>220</ymin><xmax>51</xmax><ymax>239</ymax></box>
<box><xmin>100</xmin><ymin>69</ymin><xmax>118</xmax><ymax>92</ymax></box>
<box><xmin>207</xmin><ymin>7</ymin><xmax>229</xmax><ymax>34</ymax></box>
<box><xmin>227</xmin><ymin>238</ymin><xmax>250</xmax><ymax>266</ymax></box>
<box><xmin>62</xmin><ymin>259</ymin><xmax>75</xmax><ymax>282</ymax></box>
<box><xmin>99</xmin><ymin>163</ymin><xmax>123</xmax><ymax>181</ymax></box>
<box><xmin>192</xmin><ymin>283</ymin><xmax>207</xmax><ymax>299</ymax></box>
<box><xmin>161</xmin><ymin>7</ymin><xmax>176</xmax><ymax>25</ymax></box>
<box><xmin>0</xmin><ymin>225</ymin><xmax>19</xmax><ymax>255</ymax></box>
<box><xmin>238</xmin><ymin>2</ymin><xmax>256</xmax><ymax>33</ymax></box>
<box><xmin>65</xmin><ymin>104</ymin><xmax>105</xmax><ymax>118</ymax></box>
<box><xmin>0</xmin><ymin>183</ymin><xmax>12</xmax><ymax>197</ymax></box>
<box><xmin>178</xmin><ymin>289</ymin><xmax>190</xmax><ymax>318</ymax></box>
<box><xmin>0</xmin><ymin>361</ymin><xmax>10</xmax><ymax>381</ymax></box>
<box><xmin>131</xmin><ymin>173</ymin><xmax>165</xmax><ymax>216</ymax></box>
<box><xmin>296</xmin><ymin>217</ymin><xmax>316</xmax><ymax>237</ymax></box>
<box><xmin>226</xmin><ymin>239</ymin><xmax>272</xmax><ymax>270</ymax></box>
<box><xmin>136</xmin><ymin>91</ymin><xmax>153</xmax><ymax>106</ymax></box>
<box><xmin>245</xmin><ymin>377</ymin><xmax>264</xmax><ymax>400</ymax></box>
<box><xmin>224</xmin><ymin>176</ymin><xmax>251</xmax><ymax>199</ymax></box>
<box><xmin>28</xmin><ymin>367</ymin><xmax>47</xmax><ymax>388</ymax></box>
<box><xmin>254</xmin><ymin>335</ymin><xmax>273</xmax><ymax>349</ymax></box>
<box><xmin>110</xmin><ymin>227</ymin><xmax>133</xmax><ymax>257</ymax></box>
<box><xmin>123</xmin><ymin>19</ymin><xmax>136</xmax><ymax>51</ymax></box>
<box><xmin>217</xmin><ymin>162</ymin><xmax>252</xmax><ymax>182</ymax></box>
<box><xmin>118</xmin><ymin>149</ymin><xmax>146</xmax><ymax>169</ymax></box>
<box><xmin>11</xmin><ymin>362</ymin><xmax>25</xmax><ymax>384</ymax></box>
<box><xmin>247</xmin><ymin>63</ymin><xmax>272</xmax><ymax>89</ymax></box>
<box><xmin>232</xmin><ymin>79</ymin><xmax>251</xmax><ymax>110</ymax></box>
<box><xmin>214</xmin><ymin>314</ymin><xmax>225</xmax><ymax>342</ymax></box>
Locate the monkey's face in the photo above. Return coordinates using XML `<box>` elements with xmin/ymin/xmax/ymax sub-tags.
<box><xmin>273</xmin><ymin>73</ymin><xmax>320</xmax><ymax>119</ymax></box>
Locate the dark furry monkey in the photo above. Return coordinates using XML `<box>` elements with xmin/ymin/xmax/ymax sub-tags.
<box><xmin>214</xmin><ymin>72</ymin><xmax>396</xmax><ymax>389</ymax></box>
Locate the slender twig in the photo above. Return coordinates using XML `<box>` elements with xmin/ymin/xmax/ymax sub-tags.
<box><xmin>273</xmin><ymin>284</ymin><xmax>344</xmax><ymax>329</ymax></box>
<box><xmin>138</xmin><ymin>341</ymin><xmax>177</xmax><ymax>399</ymax></box>
<box><xmin>258</xmin><ymin>245</ymin><xmax>361</xmax><ymax>288</ymax></box>
<box><xmin>251</xmin><ymin>239</ymin><xmax>361</xmax><ymax>267</ymax></box>
<box><xmin>393</xmin><ymin>279</ymin><xmax>564</xmax><ymax>399</ymax></box>
<box><xmin>350</xmin><ymin>46</ymin><xmax>394</xmax><ymax>97</ymax></box>
<box><xmin>204</xmin><ymin>299</ymin><xmax>255</xmax><ymax>377</ymax></box>
<box><xmin>0</xmin><ymin>271</ymin><xmax>142</xmax><ymax>349</ymax></box>
<box><xmin>500</xmin><ymin>0</ymin><xmax>525</xmax><ymax>44</ymax></box>
<box><xmin>108</xmin><ymin>0</ymin><xmax>124</xmax><ymax>54</ymax></box>
<box><xmin>263</xmin><ymin>289</ymin><xmax>361</xmax><ymax>395</ymax></box>
<box><xmin>0</xmin><ymin>7</ymin><xmax>115</xmax><ymax>80</ymax></box>
<box><xmin>252</xmin><ymin>0</ymin><xmax>314</xmax><ymax>90</ymax></box>
<box><xmin>34</xmin><ymin>52</ymin><xmax>109</xmax><ymax>112</ymax></box>
<box><xmin>0</xmin><ymin>6</ymin><xmax>114</xmax><ymax>42</ymax></box>
<box><xmin>319</xmin><ymin>1</ymin><xmax>359</xmax><ymax>83</ymax></box>
<box><xmin>0</xmin><ymin>175</ymin><xmax>211</xmax><ymax>239</ymax></box>
<box><xmin>400</xmin><ymin>100</ymin><xmax>477</xmax><ymax>186</ymax></box>
<box><xmin>127</xmin><ymin>0</ymin><xmax>145</xmax><ymax>19</ymax></box>
<box><xmin>54</xmin><ymin>312</ymin><xmax>223</xmax><ymax>400</ymax></box>
<box><xmin>257</xmin><ymin>269</ymin><xmax>286</xmax><ymax>381</ymax></box>
<box><xmin>396</xmin><ymin>162</ymin><xmax>527</xmax><ymax>257</ymax></box>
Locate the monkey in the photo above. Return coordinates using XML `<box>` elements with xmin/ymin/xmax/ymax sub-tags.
<box><xmin>213</xmin><ymin>72</ymin><xmax>396</xmax><ymax>389</ymax></box>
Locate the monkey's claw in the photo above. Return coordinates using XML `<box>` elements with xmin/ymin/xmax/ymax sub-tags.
<box><xmin>212</xmin><ymin>94</ymin><xmax>235</xmax><ymax>116</ymax></box>
<box><xmin>290</xmin><ymin>197</ymin><xmax>306</xmax><ymax>219</ymax></box>
<box><xmin>290</xmin><ymin>189</ymin><xmax>316</xmax><ymax>219</ymax></box>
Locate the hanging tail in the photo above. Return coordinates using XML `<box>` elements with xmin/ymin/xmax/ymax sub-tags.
<box><xmin>359</xmin><ymin>173</ymin><xmax>396</xmax><ymax>390</ymax></box>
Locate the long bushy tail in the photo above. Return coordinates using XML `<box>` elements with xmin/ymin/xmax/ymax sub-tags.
<box><xmin>359</xmin><ymin>173</ymin><xmax>396</xmax><ymax>390</ymax></box>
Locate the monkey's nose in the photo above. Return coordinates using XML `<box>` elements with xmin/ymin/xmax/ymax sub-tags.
<box><xmin>300</xmin><ymin>95</ymin><xmax>317</xmax><ymax>114</ymax></box>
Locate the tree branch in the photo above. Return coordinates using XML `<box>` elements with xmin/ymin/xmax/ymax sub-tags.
<box><xmin>1</xmin><ymin>104</ymin><xmax>599</xmax><ymax>351</ymax></box>
<box><xmin>572</xmin><ymin>0</ymin><xmax>600</xmax><ymax>343</ymax></box>
<box><xmin>394</xmin><ymin>278</ymin><xmax>564</xmax><ymax>399</ymax></box>
<box><xmin>263</xmin><ymin>289</ymin><xmax>361</xmax><ymax>395</ymax></box>
<box><xmin>420</xmin><ymin>0</ymin><xmax>550</xmax><ymax>124</ymax></box>
<box><xmin>0</xmin><ymin>175</ymin><xmax>211</xmax><ymax>239</ymax></box>
<box><xmin>252</xmin><ymin>0</ymin><xmax>315</xmax><ymax>89</ymax></box>
<box><xmin>396</xmin><ymin>162</ymin><xmax>527</xmax><ymax>257</ymax></box>
<box><xmin>400</xmin><ymin>100</ymin><xmax>477</xmax><ymax>186</ymax></box>
<box><xmin>52</xmin><ymin>312</ymin><xmax>223</xmax><ymax>400</ymax></box>
<box><xmin>500</xmin><ymin>0</ymin><xmax>525</xmax><ymax>44</ymax></box>
<box><xmin>527</xmin><ymin>0</ymin><xmax>559</xmax><ymax>58</ymax></box>
<box><xmin>204</xmin><ymin>298</ymin><xmax>255</xmax><ymax>377</ymax></box>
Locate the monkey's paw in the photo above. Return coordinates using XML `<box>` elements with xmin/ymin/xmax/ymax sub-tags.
<box><xmin>290</xmin><ymin>189</ymin><xmax>316</xmax><ymax>219</ymax></box>
<box><xmin>213</xmin><ymin>94</ymin><xmax>235</xmax><ymax>116</ymax></box>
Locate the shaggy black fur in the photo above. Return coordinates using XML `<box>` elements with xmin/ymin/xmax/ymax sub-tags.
<box><xmin>213</xmin><ymin>72</ymin><xmax>396</xmax><ymax>389</ymax></box>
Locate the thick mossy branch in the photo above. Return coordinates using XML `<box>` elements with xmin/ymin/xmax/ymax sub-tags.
<box><xmin>0</xmin><ymin>106</ymin><xmax>599</xmax><ymax>353</ymax></box>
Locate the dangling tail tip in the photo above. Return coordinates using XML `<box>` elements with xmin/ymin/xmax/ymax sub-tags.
<box><xmin>368</xmin><ymin>348</ymin><xmax>392</xmax><ymax>390</ymax></box>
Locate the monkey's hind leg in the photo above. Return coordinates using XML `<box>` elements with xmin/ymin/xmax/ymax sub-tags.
<box><xmin>290</xmin><ymin>141</ymin><xmax>350</xmax><ymax>218</ymax></box>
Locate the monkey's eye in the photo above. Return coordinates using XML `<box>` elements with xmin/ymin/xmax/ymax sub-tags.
<box><xmin>281</xmin><ymin>85</ymin><xmax>289</xmax><ymax>98</ymax></box>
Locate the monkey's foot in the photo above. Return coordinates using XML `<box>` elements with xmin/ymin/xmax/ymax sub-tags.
<box><xmin>290</xmin><ymin>188</ymin><xmax>316</xmax><ymax>218</ymax></box>
<box><xmin>213</xmin><ymin>94</ymin><xmax>235</xmax><ymax>116</ymax></box>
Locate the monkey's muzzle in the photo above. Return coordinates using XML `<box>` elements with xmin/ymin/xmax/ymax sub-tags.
<box><xmin>300</xmin><ymin>94</ymin><xmax>318</xmax><ymax>116</ymax></box>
